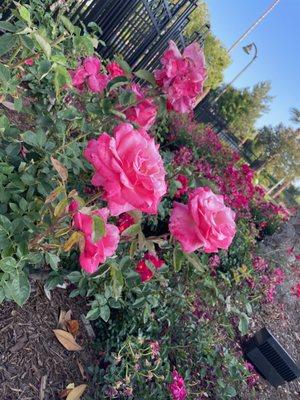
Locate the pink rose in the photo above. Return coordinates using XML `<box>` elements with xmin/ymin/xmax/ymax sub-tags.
<box><xmin>84</xmin><ymin>123</ymin><xmax>167</xmax><ymax>216</ymax></box>
<box><xmin>73</xmin><ymin>208</ymin><xmax>119</xmax><ymax>273</ymax></box>
<box><xmin>169</xmin><ymin>187</ymin><xmax>236</xmax><ymax>253</ymax></box>
<box><xmin>155</xmin><ymin>41</ymin><xmax>206</xmax><ymax>113</ymax></box>
<box><xmin>69</xmin><ymin>56</ymin><xmax>108</xmax><ymax>93</ymax></box>
<box><xmin>107</xmin><ymin>62</ymin><xmax>125</xmax><ymax>79</ymax></box>
<box><xmin>24</xmin><ymin>58</ymin><xmax>34</xmax><ymax>66</ymax></box>
<box><xmin>125</xmin><ymin>83</ymin><xmax>157</xmax><ymax>130</ymax></box>
<box><xmin>135</xmin><ymin>253</ymin><xmax>164</xmax><ymax>282</ymax></box>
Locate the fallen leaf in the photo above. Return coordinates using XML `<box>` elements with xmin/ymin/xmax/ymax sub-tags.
<box><xmin>53</xmin><ymin>329</ymin><xmax>83</xmax><ymax>351</ymax></box>
<box><xmin>76</xmin><ymin>359</ymin><xmax>87</xmax><ymax>380</ymax></box>
<box><xmin>66</xmin><ymin>320</ymin><xmax>79</xmax><ymax>337</ymax></box>
<box><xmin>66</xmin><ymin>384</ymin><xmax>87</xmax><ymax>400</ymax></box>
<box><xmin>39</xmin><ymin>375</ymin><xmax>47</xmax><ymax>400</ymax></box>
<box><xmin>66</xmin><ymin>383</ymin><xmax>75</xmax><ymax>390</ymax></box>
<box><xmin>58</xmin><ymin>389</ymin><xmax>72</xmax><ymax>399</ymax></box>
<box><xmin>51</xmin><ymin>156</ymin><xmax>68</xmax><ymax>182</ymax></box>
<box><xmin>65</xmin><ymin>310</ymin><xmax>72</xmax><ymax>321</ymax></box>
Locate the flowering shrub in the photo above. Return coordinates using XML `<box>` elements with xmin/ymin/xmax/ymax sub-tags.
<box><xmin>0</xmin><ymin>3</ymin><xmax>290</xmax><ymax>399</ymax></box>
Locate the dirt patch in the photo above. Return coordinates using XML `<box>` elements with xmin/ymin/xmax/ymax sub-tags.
<box><xmin>0</xmin><ymin>284</ymin><xmax>97</xmax><ymax>400</ymax></box>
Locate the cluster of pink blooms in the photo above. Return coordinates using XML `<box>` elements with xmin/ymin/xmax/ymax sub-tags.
<box><xmin>170</xmin><ymin>187</ymin><xmax>236</xmax><ymax>253</ymax></box>
<box><xmin>169</xmin><ymin>370</ymin><xmax>187</xmax><ymax>400</ymax></box>
<box><xmin>173</xmin><ymin>146</ymin><xmax>194</xmax><ymax>166</ymax></box>
<box><xmin>69</xmin><ymin>56</ymin><xmax>125</xmax><ymax>93</ymax></box>
<box><xmin>155</xmin><ymin>41</ymin><xmax>206</xmax><ymax>113</ymax></box>
<box><xmin>174</xmin><ymin>175</ymin><xmax>189</xmax><ymax>198</ymax></box>
<box><xmin>291</xmin><ymin>283</ymin><xmax>300</xmax><ymax>299</ymax></box>
<box><xmin>135</xmin><ymin>253</ymin><xmax>164</xmax><ymax>282</ymax></box>
<box><xmin>252</xmin><ymin>256</ymin><xmax>268</xmax><ymax>272</ymax></box>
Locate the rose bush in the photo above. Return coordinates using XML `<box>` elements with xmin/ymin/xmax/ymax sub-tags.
<box><xmin>0</xmin><ymin>2</ymin><xmax>292</xmax><ymax>399</ymax></box>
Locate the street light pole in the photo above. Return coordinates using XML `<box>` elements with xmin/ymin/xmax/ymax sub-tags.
<box><xmin>228</xmin><ymin>0</ymin><xmax>281</xmax><ymax>53</ymax></box>
<box><xmin>211</xmin><ymin>43</ymin><xmax>258</xmax><ymax>105</ymax></box>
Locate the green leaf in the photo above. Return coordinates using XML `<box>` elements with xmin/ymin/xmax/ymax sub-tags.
<box><xmin>20</xmin><ymin>35</ymin><xmax>35</xmax><ymax>51</ymax></box>
<box><xmin>100</xmin><ymin>305</ymin><xmax>110</xmax><ymax>322</ymax></box>
<box><xmin>33</xmin><ymin>33</ymin><xmax>51</xmax><ymax>58</ymax></box>
<box><xmin>0</xmin><ymin>287</ymin><xmax>5</xmax><ymax>303</ymax></box>
<box><xmin>134</xmin><ymin>69</ymin><xmax>157</xmax><ymax>86</ymax></box>
<box><xmin>184</xmin><ymin>253</ymin><xmax>204</xmax><ymax>272</ymax></box>
<box><xmin>18</xmin><ymin>5</ymin><xmax>31</xmax><ymax>25</ymax></box>
<box><xmin>11</xmin><ymin>272</ymin><xmax>30</xmax><ymax>306</ymax></box>
<box><xmin>86</xmin><ymin>307</ymin><xmax>101</xmax><ymax>321</ymax></box>
<box><xmin>226</xmin><ymin>386</ymin><xmax>237</xmax><ymax>397</ymax></box>
<box><xmin>0</xmin><ymin>64</ymin><xmax>11</xmax><ymax>82</ymax></box>
<box><xmin>238</xmin><ymin>312</ymin><xmax>250</xmax><ymax>336</ymax></box>
<box><xmin>68</xmin><ymin>271</ymin><xmax>82</xmax><ymax>283</ymax></box>
<box><xmin>107</xmin><ymin>76</ymin><xmax>129</xmax><ymax>92</ymax></box>
<box><xmin>38</xmin><ymin>59</ymin><xmax>52</xmax><ymax>75</ymax></box>
<box><xmin>110</xmin><ymin>264</ymin><xmax>124</xmax><ymax>300</ymax></box>
<box><xmin>173</xmin><ymin>248</ymin><xmax>184</xmax><ymax>272</ymax></box>
<box><xmin>53</xmin><ymin>64</ymin><xmax>71</xmax><ymax>97</ymax></box>
<box><xmin>14</xmin><ymin>98</ymin><xmax>23</xmax><ymax>112</ymax></box>
<box><xmin>92</xmin><ymin>215</ymin><xmax>106</xmax><ymax>242</ymax></box>
<box><xmin>121</xmin><ymin>223</ymin><xmax>140</xmax><ymax>237</ymax></box>
<box><xmin>0</xmin><ymin>257</ymin><xmax>17</xmax><ymax>274</ymax></box>
<box><xmin>59</xmin><ymin>15</ymin><xmax>75</xmax><ymax>34</ymax></box>
<box><xmin>0</xmin><ymin>215</ymin><xmax>12</xmax><ymax>233</ymax></box>
<box><xmin>22</xmin><ymin>130</ymin><xmax>46</xmax><ymax>148</ymax></box>
<box><xmin>0</xmin><ymin>34</ymin><xmax>16</xmax><ymax>57</ymax></box>
<box><xmin>0</xmin><ymin>22</ymin><xmax>17</xmax><ymax>32</ymax></box>
<box><xmin>114</xmin><ymin>56</ymin><xmax>132</xmax><ymax>74</ymax></box>
<box><xmin>118</xmin><ymin>90</ymin><xmax>136</xmax><ymax>107</ymax></box>
<box><xmin>45</xmin><ymin>253</ymin><xmax>60</xmax><ymax>270</ymax></box>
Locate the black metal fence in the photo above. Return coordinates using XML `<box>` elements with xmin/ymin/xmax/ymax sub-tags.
<box><xmin>68</xmin><ymin>0</ymin><xmax>210</xmax><ymax>70</ymax></box>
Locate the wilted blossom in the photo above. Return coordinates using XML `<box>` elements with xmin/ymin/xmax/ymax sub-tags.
<box><xmin>170</xmin><ymin>187</ymin><xmax>236</xmax><ymax>253</ymax></box>
<box><xmin>169</xmin><ymin>370</ymin><xmax>187</xmax><ymax>400</ymax></box>
<box><xmin>117</xmin><ymin>213</ymin><xmax>135</xmax><ymax>233</ymax></box>
<box><xmin>69</xmin><ymin>56</ymin><xmax>109</xmax><ymax>93</ymax></box>
<box><xmin>272</xmin><ymin>267</ymin><xmax>285</xmax><ymax>285</ymax></box>
<box><xmin>155</xmin><ymin>41</ymin><xmax>206</xmax><ymax>113</ymax></box>
<box><xmin>73</xmin><ymin>208</ymin><xmax>119</xmax><ymax>273</ymax></box>
<box><xmin>252</xmin><ymin>256</ymin><xmax>268</xmax><ymax>272</ymax></box>
<box><xmin>106</xmin><ymin>61</ymin><xmax>125</xmax><ymax>79</ymax></box>
<box><xmin>174</xmin><ymin>174</ymin><xmax>189</xmax><ymax>198</ymax></box>
<box><xmin>150</xmin><ymin>341</ymin><xmax>160</xmax><ymax>358</ymax></box>
<box><xmin>244</xmin><ymin>362</ymin><xmax>260</xmax><ymax>387</ymax></box>
<box><xmin>265</xmin><ymin>284</ymin><xmax>276</xmax><ymax>303</ymax></box>
<box><xmin>84</xmin><ymin>123</ymin><xmax>167</xmax><ymax>216</ymax></box>
<box><xmin>135</xmin><ymin>253</ymin><xmax>164</xmax><ymax>282</ymax></box>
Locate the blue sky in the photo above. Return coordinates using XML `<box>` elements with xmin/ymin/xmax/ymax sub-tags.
<box><xmin>207</xmin><ymin>0</ymin><xmax>300</xmax><ymax>129</ymax></box>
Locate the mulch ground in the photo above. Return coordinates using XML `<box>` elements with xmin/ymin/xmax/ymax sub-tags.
<box><xmin>0</xmin><ymin>284</ymin><xmax>98</xmax><ymax>400</ymax></box>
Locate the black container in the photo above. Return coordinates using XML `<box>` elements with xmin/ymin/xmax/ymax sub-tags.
<box><xmin>245</xmin><ymin>327</ymin><xmax>300</xmax><ymax>388</ymax></box>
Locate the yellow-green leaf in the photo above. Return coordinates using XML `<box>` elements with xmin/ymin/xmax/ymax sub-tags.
<box><xmin>92</xmin><ymin>215</ymin><xmax>106</xmax><ymax>242</ymax></box>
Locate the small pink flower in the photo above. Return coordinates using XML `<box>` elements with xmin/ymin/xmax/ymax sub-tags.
<box><xmin>174</xmin><ymin>175</ymin><xmax>189</xmax><ymax>198</ymax></box>
<box><xmin>19</xmin><ymin>145</ymin><xmax>29</xmax><ymax>158</ymax></box>
<box><xmin>117</xmin><ymin>213</ymin><xmax>135</xmax><ymax>233</ymax></box>
<box><xmin>87</xmin><ymin>73</ymin><xmax>109</xmax><ymax>93</ymax></box>
<box><xmin>84</xmin><ymin>123</ymin><xmax>167</xmax><ymax>216</ymax></box>
<box><xmin>125</xmin><ymin>83</ymin><xmax>157</xmax><ymax>130</ymax></box>
<box><xmin>135</xmin><ymin>253</ymin><xmax>164</xmax><ymax>282</ymax></box>
<box><xmin>83</xmin><ymin>56</ymin><xmax>101</xmax><ymax>75</ymax></box>
<box><xmin>24</xmin><ymin>58</ymin><xmax>34</xmax><ymax>66</ymax></box>
<box><xmin>69</xmin><ymin>56</ymin><xmax>108</xmax><ymax>93</ymax></box>
<box><xmin>73</xmin><ymin>208</ymin><xmax>119</xmax><ymax>274</ymax></box>
<box><xmin>169</xmin><ymin>370</ymin><xmax>187</xmax><ymax>400</ymax></box>
<box><xmin>107</xmin><ymin>62</ymin><xmax>125</xmax><ymax>79</ymax></box>
<box><xmin>70</xmin><ymin>66</ymin><xmax>88</xmax><ymax>88</ymax></box>
<box><xmin>169</xmin><ymin>187</ymin><xmax>236</xmax><ymax>253</ymax></box>
<box><xmin>68</xmin><ymin>199</ymin><xmax>79</xmax><ymax>213</ymax></box>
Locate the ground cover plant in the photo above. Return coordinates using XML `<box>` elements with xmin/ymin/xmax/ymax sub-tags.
<box><xmin>0</xmin><ymin>2</ymin><xmax>298</xmax><ymax>399</ymax></box>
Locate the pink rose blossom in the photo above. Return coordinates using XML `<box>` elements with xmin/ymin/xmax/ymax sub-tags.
<box><xmin>155</xmin><ymin>41</ymin><xmax>206</xmax><ymax>113</ymax></box>
<box><xmin>125</xmin><ymin>83</ymin><xmax>157</xmax><ymax>130</ymax></box>
<box><xmin>291</xmin><ymin>283</ymin><xmax>300</xmax><ymax>298</ymax></box>
<box><xmin>73</xmin><ymin>208</ymin><xmax>119</xmax><ymax>273</ymax></box>
<box><xmin>174</xmin><ymin>174</ymin><xmax>189</xmax><ymax>198</ymax></box>
<box><xmin>70</xmin><ymin>56</ymin><xmax>108</xmax><ymax>93</ymax></box>
<box><xmin>68</xmin><ymin>199</ymin><xmax>79</xmax><ymax>213</ymax></box>
<box><xmin>117</xmin><ymin>213</ymin><xmax>135</xmax><ymax>233</ymax></box>
<box><xmin>169</xmin><ymin>370</ymin><xmax>187</xmax><ymax>400</ymax></box>
<box><xmin>107</xmin><ymin>62</ymin><xmax>125</xmax><ymax>79</ymax></box>
<box><xmin>84</xmin><ymin>123</ymin><xmax>167</xmax><ymax>215</ymax></box>
<box><xmin>169</xmin><ymin>187</ymin><xmax>236</xmax><ymax>253</ymax></box>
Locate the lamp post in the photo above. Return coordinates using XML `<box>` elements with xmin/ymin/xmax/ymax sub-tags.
<box><xmin>211</xmin><ymin>42</ymin><xmax>258</xmax><ymax>105</ymax></box>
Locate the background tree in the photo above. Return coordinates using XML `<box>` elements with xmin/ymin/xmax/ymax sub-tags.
<box><xmin>290</xmin><ymin>107</ymin><xmax>300</xmax><ymax>125</ymax></box>
<box><xmin>215</xmin><ymin>81</ymin><xmax>272</xmax><ymax>141</ymax></box>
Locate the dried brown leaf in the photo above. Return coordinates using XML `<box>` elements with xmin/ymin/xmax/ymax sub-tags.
<box><xmin>53</xmin><ymin>329</ymin><xmax>82</xmax><ymax>351</ymax></box>
<box><xmin>51</xmin><ymin>156</ymin><xmax>68</xmax><ymax>182</ymax></box>
<box><xmin>63</xmin><ymin>232</ymin><xmax>82</xmax><ymax>252</ymax></box>
<box><xmin>66</xmin><ymin>320</ymin><xmax>79</xmax><ymax>337</ymax></box>
<box><xmin>76</xmin><ymin>359</ymin><xmax>87</xmax><ymax>380</ymax></box>
<box><xmin>58</xmin><ymin>388</ymin><xmax>72</xmax><ymax>399</ymax></box>
<box><xmin>66</xmin><ymin>385</ymin><xmax>87</xmax><ymax>400</ymax></box>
